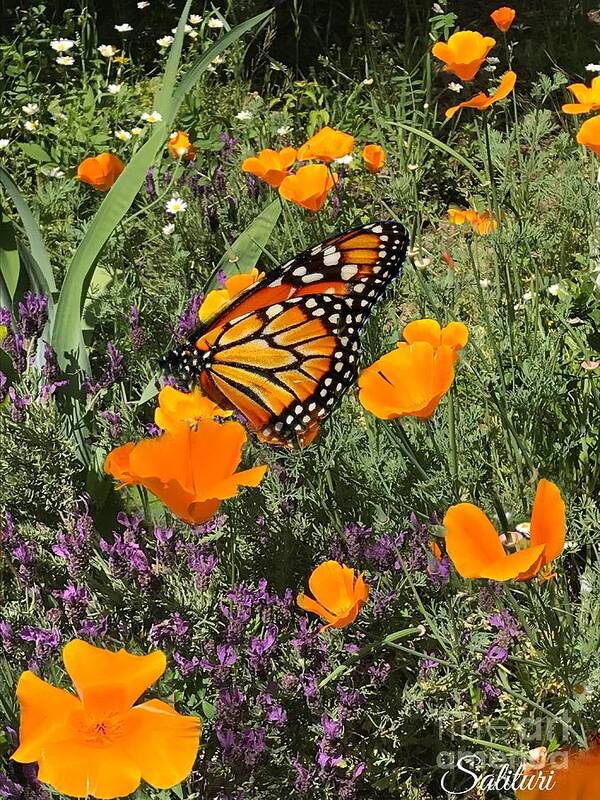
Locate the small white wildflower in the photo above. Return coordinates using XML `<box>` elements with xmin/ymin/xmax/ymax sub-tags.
<box><xmin>486</xmin><ymin>56</ymin><xmax>500</xmax><ymax>65</ymax></box>
<box><xmin>162</xmin><ymin>222</ymin><xmax>176</xmax><ymax>236</ymax></box>
<box><xmin>423</xmin><ymin>102</ymin><xmax>429</xmax><ymax>109</ymax></box>
<box><xmin>235</xmin><ymin>110</ymin><xmax>253</xmax><ymax>121</ymax></box>
<box><xmin>50</xmin><ymin>38</ymin><xmax>75</xmax><ymax>52</ymax></box>
<box><xmin>407</xmin><ymin>163</ymin><xmax>418</xmax><ymax>171</ymax></box>
<box><xmin>40</xmin><ymin>166</ymin><xmax>65</xmax><ymax>178</ymax></box>
<box><xmin>157</xmin><ymin>35</ymin><xmax>174</xmax><ymax>48</ymax></box>
<box><xmin>189</xmin><ymin>14</ymin><xmax>202</xmax><ymax>24</ymax></box>
<box><xmin>141</xmin><ymin>110</ymin><xmax>162</xmax><ymax>123</ymax></box>
<box><xmin>131</xmin><ymin>126</ymin><xmax>143</xmax><ymax>136</ymax></box>
<box><xmin>585</xmin><ymin>63</ymin><xmax>600</xmax><ymax>72</ymax></box>
<box><xmin>207</xmin><ymin>17</ymin><xmax>225</xmax><ymax>28</ymax></box>
<box><xmin>516</xmin><ymin>522</ymin><xmax>531</xmax><ymax>536</ymax></box>
<box><xmin>115</xmin><ymin>23</ymin><xmax>133</xmax><ymax>32</ymax></box>
<box><xmin>212</xmin><ymin>54</ymin><xmax>224</xmax><ymax>64</ymax></box>
<box><xmin>107</xmin><ymin>83</ymin><xmax>122</xmax><ymax>94</ymax></box>
<box><xmin>0</xmin><ymin>139</ymin><xmax>10</xmax><ymax>149</ymax></box>
<box><xmin>547</xmin><ymin>283</ymin><xmax>560</xmax><ymax>296</ymax></box>
<box><xmin>362</xmin><ymin>77</ymin><xmax>374</xmax><ymax>85</ymax></box>
<box><xmin>24</xmin><ymin>120</ymin><xmax>39</xmax><ymax>132</ymax></box>
<box><xmin>448</xmin><ymin>82</ymin><xmax>463</xmax><ymax>93</ymax></box>
<box><xmin>171</xmin><ymin>25</ymin><xmax>193</xmax><ymax>34</ymax></box>
<box><xmin>98</xmin><ymin>44</ymin><xmax>117</xmax><ymax>57</ymax></box>
<box><xmin>115</xmin><ymin>129</ymin><xmax>132</xmax><ymax>141</ymax></box>
<box><xmin>56</xmin><ymin>55</ymin><xmax>75</xmax><ymax>65</ymax></box>
<box><xmin>522</xmin><ymin>290</ymin><xmax>533</xmax><ymax>302</ymax></box>
<box><xmin>479</xmin><ymin>278</ymin><xmax>491</xmax><ymax>288</ymax></box>
<box><xmin>432</xmin><ymin>3</ymin><xmax>444</xmax><ymax>12</ymax></box>
<box><xmin>137</xmin><ymin>1</ymin><xmax>150</xmax><ymax>7</ymax></box>
<box><xmin>22</xmin><ymin>103</ymin><xmax>39</xmax><ymax>115</ymax></box>
<box><xmin>188</xmin><ymin>29</ymin><xmax>199</xmax><ymax>39</ymax></box>
<box><xmin>485</xmin><ymin>65</ymin><xmax>497</xmax><ymax>73</ymax></box>
<box><xmin>277</xmin><ymin>125</ymin><xmax>292</xmax><ymax>136</ymax></box>
<box><xmin>335</xmin><ymin>154</ymin><xmax>353</xmax><ymax>165</ymax></box>
<box><xmin>165</xmin><ymin>196</ymin><xmax>187</xmax><ymax>215</ymax></box>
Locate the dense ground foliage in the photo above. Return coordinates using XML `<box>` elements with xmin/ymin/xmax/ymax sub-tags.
<box><xmin>1</xmin><ymin>2</ymin><xmax>600</xmax><ymax>799</ymax></box>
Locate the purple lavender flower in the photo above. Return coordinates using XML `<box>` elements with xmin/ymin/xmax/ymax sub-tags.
<box><xmin>78</xmin><ymin>617</ymin><xmax>108</xmax><ymax>640</ymax></box>
<box><xmin>173</xmin><ymin>651</ymin><xmax>201</xmax><ymax>676</ymax></box>
<box><xmin>145</xmin><ymin>166</ymin><xmax>156</xmax><ymax>198</ymax></box>
<box><xmin>479</xmin><ymin>680</ymin><xmax>501</xmax><ymax>714</ymax></box>
<box><xmin>8</xmin><ymin>386</ymin><xmax>32</xmax><ymax>421</ymax></box>
<box><xmin>248</xmin><ymin>623</ymin><xmax>278</xmax><ymax>672</ymax></box>
<box><xmin>53</xmin><ymin>584</ymin><xmax>90</xmax><ymax>622</ymax></box>
<box><xmin>245</xmin><ymin>173</ymin><xmax>260</xmax><ymax>200</ymax></box>
<box><xmin>20</xmin><ymin>626</ymin><xmax>61</xmax><ymax>663</ymax></box>
<box><xmin>17</xmin><ymin>292</ymin><xmax>48</xmax><ymax>338</ymax></box>
<box><xmin>0</xmin><ymin>620</ymin><xmax>15</xmax><ymax>654</ymax></box>
<box><xmin>219</xmin><ymin>131</ymin><xmax>237</xmax><ymax>159</ymax></box>
<box><xmin>213</xmin><ymin>164</ymin><xmax>226</xmax><ymax>194</ymax></box>
<box><xmin>52</xmin><ymin>506</ymin><xmax>94</xmax><ymax>578</ymax></box>
<box><xmin>149</xmin><ymin>613</ymin><xmax>190</xmax><ymax>647</ymax></box>
<box><xmin>128</xmin><ymin>305</ymin><xmax>147</xmax><ymax>351</ymax></box>
<box><xmin>0</xmin><ymin>371</ymin><xmax>7</xmax><ymax>403</ymax></box>
<box><xmin>99</xmin><ymin>409</ymin><xmax>122</xmax><ymax>438</ymax></box>
<box><xmin>175</xmin><ymin>292</ymin><xmax>204</xmax><ymax>339</ymax></box>
<box><xmin>83</xmin><ymin>341</ymin><xmax>127</xmax><ymax>396</ymax></box>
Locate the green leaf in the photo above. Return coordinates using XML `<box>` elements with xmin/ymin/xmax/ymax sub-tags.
<box><xmin>153</xmin><ymin>0</ymin><xmax>193</xmax><ymax>119</ymax></box>
<box><xmin>0</xmin><ymin>165</ymin><xmax>56</xmax><ymax>295</ymax></box>
<box><xmin>201</xmin><ymin>700</ymin><xmax>216</xmax><ymax>720</ymax></box>
<box><xmin>17</xmin><ymin>142</ymin><xmax>52</xmax><ymax>163</ymax></box>
<box><xmin>209</xmin><ymin>198</ymin><xmax>281</xmax><ymax>288</ymax></box>
<box><xmin>0</xmin><ymin>213</ymin><xmax>19</xmax><ymax>298</ymax></box>
<box><xmin>393</xmin><ymin>121</ymin><xmax>486</xmax><ymax>184</ymax></box>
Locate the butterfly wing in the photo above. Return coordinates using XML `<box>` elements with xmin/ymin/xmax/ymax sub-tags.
<box><xmin>161</xmin><ymin>220</ymin><xmax>408</xmax><ymax>446</ymax></box>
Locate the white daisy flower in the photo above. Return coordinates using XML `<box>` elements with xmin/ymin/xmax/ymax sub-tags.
<box><xmin>107</xmin><ymin>83</ymin><xmax>123</xmax><ymax>94</ymax></box>
<box><xmin>98</xmin><ymin>44</ymin><xmax>117</xmax><ymax>57</ymax></box>
<box><xmin>479</xmin><ymin>278</ymin><xmax>491</xmax><ymax>288</ymax></box>
<box><xmin>189</xmin><ymin>14</ymin><xmax>202</xmax><ymax>24</ymax></box>
<box><xmin>0</xmin><ymin>139</ymin><xmax>10</xmax><ymax>149</ymax></box>
<box><xmin>585</xmin><ymin>63</ymin><xmax>600</xmax><ymax>72</ymax></box>
<box><xmin>165</xmin><ymin>197</ymin><xmax>187</xmax><ymax>215</ymax></box>
<box><xmin>212</xmin><ymin>54</ymin><xmax>224</xmax><ymax>64</ymax></box>
<box><xmin>207</xmin><ymin>17</ymin><xmax>224</xmax><ymax>28</ymax></box>
<box><xmin>162</xmin><ymin>222</ymin><xmax>176</xmax><ymax>236</ymax></box>
<box><xmin>235</xmin><ymin>110</ymin><xmax>253</xmax><ymax>121</ymax></box>
<box><xmin>50</xmin><ymin>38</ymin><xmax>75</xmax><ymax>52</ymax></box>
<box><xmin>131</xmin><ymin>126</ymin><xmax>143</xmax><ymax>136</ymax></box>
<box><xmin>157</xmin><ymin>35</ymin><xmax>174</xmax><ymax>48</ymax></box>
<box><xmin>362</xmin><ymin>77</ymin><xmax>374</xmax><ymax>85</ymax></box>
<box><xmin>335</xmin><ymin>154</ymin><xmax>353</xmax><ymax>165</ymax></box>
<box><xmin>548</xmin><ymin>283</ymin><xmax>561</xmax><ymax>296</ymax></box>
<box><xmin>22</xmin><ymin>103</ymin><xmax>39</xmax><ymax>115</ymax></box>
<box><xmin>56</xmin><ymin>55</ymin><xmax>75</xmax><ymax>65</ymax></box>
<box><xmin>24</xmin><ymin>120</ymin><xmax>39</xmax><ymax>131</ymax></box>
<box><xmin>40</xmin><ymin>166</ymin><xmax>65</xmax><ymax>178</ymax></box>
<box><xmin>141</xmin><ymin>110</ymin><xmax>162</xmax><ymax>123</ymax></box>
<box><xmin>137</xmin><ymin>1</ymin><xmax>150</xmax><ymax>8</ymax></box>
<box><xmin>522</xmin><ymin>290</ymin><xmax>533</xmax><ymax>302</ymax></box>
<box><xmin>115</xmin><ymin>129</ymin><xmax>132</xmax><ymax>141</ymax></box>
<box><xmin>432</xmin><ymin>3</ymin><xmax>444</xmax><ymax>12</ymax></box>
<box><xmin>115</xmin><ymin>23</ymin><xmax>133</xmax><ymax>32</ymax></box>
<box><xmin>486</xmin><ymin>56</ymin><xmax>500</xmax><ymax>65</ymax></box>
<box><xmin>448</xmin><ymin>82</ymin><xmax>463</xmax><ymax>93</ymax></box>
<box><xmin>277</xmin><ymin>125</ymin><xmax>292</xmax><ymax>136</ymax></box>
<box><xmin>188</xmin><ymin>29</ymin><xmax>199</xmax><ymax>39</ymax></box>
<box><xmin>171</xmin><ymin>25</ymin><xmax>192</xmax><ymax>34</ymax></box>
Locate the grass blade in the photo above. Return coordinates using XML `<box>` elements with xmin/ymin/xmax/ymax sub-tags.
<box><xmin>0</xmin><ymin>212</ymin><xmax>19</xmax><ymax>299</ymax></box>
<box><xmin>153</xmin><ymin>0</ymin><xmax>193</xmax><ymax>118</ymax></box>
<box><xmin>393</xmin><ymin>121</ymin><xmax>486</xmax><ymax>184</ymax></box>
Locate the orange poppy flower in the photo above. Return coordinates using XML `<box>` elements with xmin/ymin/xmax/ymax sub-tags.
<box><xmin>576</xmin><ymin>114</ymin><xmax>600</xmax><ymax>154</ymax></box>
<box><xmin>358</xmin><ymin>319</ymin><xmax>468</xmax><ymax>420</ymax></box>
<box><xmin>77</xmin><ymin>152</ymin><xmax>125</xmax><ymax>191</ymax></box>
<box><xmin>565</xmin><ymin>78</ymin><xmax>600</xmax><ymax>114</ymax></box>
<box><xmin>490</xmin><ymin>7</ymin><xmax>516</xmax><ymax>33</ymax></box>
<box><xmin>297</xmin><ymin>560</ymin><xmax>369</xmax><ymax>630</ymax></box>
<box><xmin>296</xmin><ymin>126</ymin><xmax>354</xmax><ymax>163</ymax></box>
<box><xmin>104</xmin><ymin>419</ymin><xmax>267</xmax><ymax>525</ymax></box>
<box><xmin>362</xmin><ymin>143</ymin><xmax>385</xmax><ymax>173</ymax></box>
<box><xmin>279</xmin><ymin>164</ymin><xmax>337</xmax><ymax>213</ymax></box>
<box><xmin>445</xmin><ymin>70</ymin><xmax>516</xmax><ymax>119</ymax></box>
<box><xmin>515</xmin><ymin>745</ymin><xmax>600</xmax><ymax>799</ymax></box>
<box><xmin>444</xmin><ymin>479</ymin><xmax>566</xmax><ymax>582</ymax></box>
<box><xmin>199</xmin><ymin>267</ymin><xmax>264</xmax><ymax>323</ymax></box>
<box><xmin>154</xmin><ymin>385</ymin><xmax>232</xmax><ymax>432</ymax></box>
<box><xmin>448</xmin><ymin>207</ymin><xmax>498</xmax><ymax>234</ymax></box>
<box><xmin>168</xmin><ymin>130</ymin><xmax>196</xmax><ymax>161</ymax></box>
<box><xmin>432</xmin><ymin>31</ymin><xmax>496</xmax><ymax>82</ymax></box>
<box><xmin>241</xmin><ymin>147</ymin><xmax>297</xmax><ymax>188</ymax></box>
<box><xmin>11</xmin><ymin>639</ymin><xmax>200</xmax><ymax>799</ymax></box>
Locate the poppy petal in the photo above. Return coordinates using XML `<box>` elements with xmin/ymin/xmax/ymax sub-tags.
<box><xmin>308</xmin><ymin>560</ymin><xmax>355</xmax><ymax>616</ymax></box>
<box><xmin>62</xmin><ymin>640</ymin><xmax>166</xmax><ymax>710</ymax></box>
<box><xmin>11</xmin><ymin>671</ymin><xmax>81</xmax><ymax>764</ymax></box>
<box><xmin>444</xmin><ymin>503</ymin><xmax>513</xmax><ymax>577</ymax></box>
<box><xmin>121</xmin><ymin>699</ymin><xmax>200</xmax><ymax>789</ymax></box>
<box><xmin>402</xmin><ymin>319</ymin><xmax>442</xmax><ymax>347</ymax></box>
<box><xmin>529</xmin><ymin>479</ymin><xmax>566</xmax><ymax>565</ymax></box>
<box><xmin>441</xmin><ymin>321</ymin><xmax>469</xmax><ymax>350</ymax></box>
<box><xmin>297</xmin><ymin>592</ymin><xmax>339</xmax><ymax>625</ymax></box>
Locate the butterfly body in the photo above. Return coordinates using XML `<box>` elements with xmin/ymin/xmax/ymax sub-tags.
<box><xmin>161</xmin><ymin>220</ymin><xmax>408</xmax><ymax>446</ymax></box>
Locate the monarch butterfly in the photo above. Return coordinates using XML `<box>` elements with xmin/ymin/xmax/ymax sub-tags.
<box><xmin>161</xmin><ymin>220</ymin><xmax>409</xmax><ymax>447</ymax></box>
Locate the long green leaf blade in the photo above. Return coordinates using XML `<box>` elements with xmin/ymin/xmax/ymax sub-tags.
<box><xmin>0</xmin><ymin>212</ymin><xmax>19</xmax><ymax>299</ymax></box>
<box><xmin>153</xmin><ymin>0</ymin><xmax>193</xmax><ymax>118</ymax></box>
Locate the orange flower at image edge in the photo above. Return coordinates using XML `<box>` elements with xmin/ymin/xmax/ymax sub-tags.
<box><xmin>242</xmin><ymin>146</ymin><xmax>297</xmax><ymax>187</ymax></box>
<box><xmin>168</xmin><ymin>130</ymin><xmax>196</xmax><ymax>161</ymax></box>
<box><xmin>490</xmin><ymin>7</ymin><xmax>516</xmax><ymax>33</ymax></box>
<box><xmin>576</xmin><ymin>114</ymin><xmax>600</xmax><ymax>155</ymax></box>
<box><xmin>446</xmin><ymin>71</ymin><xmax>516</xmax><ymax>119</ymax></box>
<box><xmin>562</xmin><ymin>77</ymin><xmax>600</xmax><ymax>115</ymax></box>
<box><xmin>432</xmin><ymin>31</ymin><xmax>496</xmax><ymax>82</ymax></box>
<box><xmin>11</xmin><ymin>640</ymin><xmax>200</xmax><ymax>799</ymax></box>
<box><xmin>105</xmin><ymin>387</ymin><xmax>266</xmax><ymax>524</ymax></box>
<box><xmin>444</xmin><ymin>479</ymin><xmax>565</xmax><ymax>581</ymax></box>
<box><xmin>516</xmin><ymin>745</ymin><xmax>600</xmax><ymax>799</ymax></box>
<box><xmin>297</xmin><ymin>561</ymin><xmax>369</xmax><ymax>629</ymax></box>
<box><xmin>77</xmin><ymin>152</ymin><xmax>124</xmax><ymax>191</ymax></box>
<box><xmin>362</xmin><ymin>143</ymin><xmax>385</xmax><ymax>173</ymax></box>
<box><xmin>279</xmin><ymin>164</ymin><xmax>337</xmax><ymax>213</ymax></box>
<box><xmin>358</xmin><ymin>319</ymin><xmax>468</xmax><ymax>420</ymax></box>
<box><xmin>297</xmin><ymin>125</ymin><xmax>354</xmax><ymax>163</ymax></box>
<box><xmin>199</xmin><ymin>267</ymin><xmax>264</xmax><ymax>323</ymax></box>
